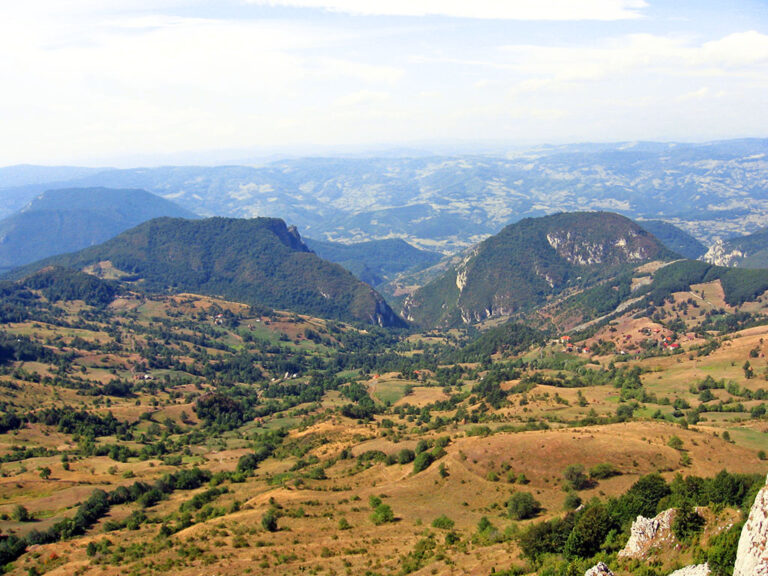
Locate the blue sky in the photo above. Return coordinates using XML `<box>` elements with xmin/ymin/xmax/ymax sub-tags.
<box><xmin>2</xmin><ymin>0</ymin><xmax>767</xmax><ymax>165</ymax></box>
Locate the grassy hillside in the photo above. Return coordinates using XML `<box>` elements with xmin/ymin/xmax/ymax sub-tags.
<box><xmin>0</xmin><ymin>276</ymin><xmax>766</xmax><ymax>575</ymax></box>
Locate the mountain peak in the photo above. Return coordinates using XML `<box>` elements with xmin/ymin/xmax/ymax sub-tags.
<box><xmin>404</xmin><ymin>211</ymin><xmax>675</xmax><ymax>327</ymax></box>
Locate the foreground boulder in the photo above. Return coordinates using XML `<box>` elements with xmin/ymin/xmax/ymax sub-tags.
<box><xmin>734</xmin><ymin>474</ymin><xmax>768</xmax><ymax>576</ymax></box>
<box><xmin>618</xmin><ymin>508</ymin><xmax>676</xmax><ymax>559</ymax></box>
<box><xmin>584</xmin><ymin>562</ymin><xmax>614</xmax><ymax>576</ymax></box>
<box><xmin>667</xmin><ymin>564</ymin><xmax>710</xmax><ymax>576</ymax></box>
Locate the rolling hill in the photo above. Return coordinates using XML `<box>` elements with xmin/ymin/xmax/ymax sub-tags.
<box><xmin>8</xmin><ymin>217</ymin><xmax>404</xmax><ymax>327</ymax></box>
<box><xmin>0</xmin><ymin>187</ymin><xmax>196</xmax><ymax>272</ymax></box>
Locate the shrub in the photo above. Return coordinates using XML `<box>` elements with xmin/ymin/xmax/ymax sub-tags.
<box><xmin>706</xmin><ymin>521</ymin><xmax>742</xmax><ymax>576</ymax></box>
<box><xmin>667</xmin><ymin>436</ymin><xmax>684</xmax><ymax>450</ymax></box>
<box><xmin>432</xmin><ymin>515</ymin><xmax>455</xmax><ymax>529</ymax></box>
<box><xmin>589</xmin><ymin>463</ymin><xmax>620</xmax><ymax>480</ymax></box>
<box><xmin>564</xmin><ymin>491</ymin><xmax>582</xmax><ymax>511</ymax></box>
<box><xmin>397</xmin><ymin>448</ymin><xmax>415</xmax><ymax>464</ymax></box>
<box><xmin>370</xmin><ymin>503</ymin><xmax>394</xmax><ymax>525</ymax></box>
<box><xmin>564</xmin><ymin>464</ymin><xmax>590</xmax><ymax>490</ymax></box>
<box><xmin>261</xmin><ymin>507</ymin><xmax>279</xmax><ymax>532</ymax></box>
<box><xmin>412</xmin><ymin>452</ymin><xmax>434</xmax><ymax>474</ymax></box>
<box><xmin>563</xmin><ymin>503</ymin><xmax>613</xmax><ymax>558</ymax></box>
<box><xmin>507</xmin><ymin>492</ymin><xmax>541</xmax><ymax>520</ymax></box>
<box><xmin>672</xmin><ymin>500</ymin><xmax>704</xmax><ymax>542</ymax></box>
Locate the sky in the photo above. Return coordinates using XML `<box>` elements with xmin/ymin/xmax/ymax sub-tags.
<box><xmin>1</xmin><ymin>0</ymin><xmax>768</xmax><ymax>166</ymax></box>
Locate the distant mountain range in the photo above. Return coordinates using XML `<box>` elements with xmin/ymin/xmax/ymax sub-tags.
<box><xmin>2</xmin><ymin>139</ymin><xmax>767</xmax><ymax>251</ymax></box>
<box><xmin>0</xmin><ymin>187</ymin><xmax>195</xmax><ymax>272</ymax></box>
<box><xmin>9</xmin><ymin>217</ymin><xmax>404</xmax><ymax>327</ymax></box>
<box><xmin>402</xmin><ymin>212</ymin><xmax>677</xmax><ymax>327</ymax></box>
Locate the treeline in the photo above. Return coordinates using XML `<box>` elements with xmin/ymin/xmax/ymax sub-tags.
<box><xmin>646</xmin><ymin>260</ymin><xmax>768</xmax><ymax>306</ymax></box>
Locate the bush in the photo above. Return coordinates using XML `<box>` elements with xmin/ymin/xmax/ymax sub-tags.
<box><xmin>563</xmin><ymin>503</ymin><xmax>614</xmax><ymax>558</ymax></box>
<box><xmin>261</xmin><ymin>507</ymin><xmax>279</xmax><ymax>532</ymax></box>
<box><xmin>397</xmin><ymin>448</ymin><xmax>415</xmax><ymax>464</ymax></box>
<box><xmin>589</xmin><ymin>463</ymin><xmax>620</xmax><ymax>480</ymax></box>
<box><xmin>370</xmin><ymin>503</ymin><xmax>394</xmax><ymax>525</ymax></box>
<box><xmin>672</xmin><ymin>500</ymin><xmax>704</xmax><ymax>542</ymax></box>
<box><xmin>507</xmin><ymin>492</ymin><xmax>541</xmax><ymax>520</ymax></box>
<box><xmin>564</xmin><ymin>464</ymin><xmax>590</xmax><ymax>490</ymax></box>
<box><xmin>412</xmin><ymin>452</ymin><xmax>434</xmax><ymax>474</ymax></box>
<box><xmin>706</xmin><ymin>521</ymin><xmax>742</xmax><ymax>576</ymax></box>
<box><xmin>432</xmin><ymin>514</ymin><xmax>455</xmax><ymax>530</ymax></box>
<box><xmin>668</xmin><ymin>436</ymin><xmax>684</xmax><ymax>450</ymax></box>
<box><xmin>564</xmin><ymin>491</ymin><xmax>582</xmax><ymax>510</ymax></box>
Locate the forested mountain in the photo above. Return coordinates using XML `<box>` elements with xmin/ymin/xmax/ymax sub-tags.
<box><xmin>303</xmin><ymin>237</ymin><xmax>442</xmax><ymax>287</ymax></box>
<box><xmin>403</xmin><ymin>212</ymin><xmax>677</xmax><ymax>327</ymax></box>
<box><xmin>0</xmin><ymin>187</ymin><xmax>195</xmax><ymax>272</ymax></box>
<box><xmin>9</xmin><ymin>217</ymin><xmax>404</xmax><ymax>326</ymax></box>
<box><xmin>2</xmin><ymin>139</ymin><xmax>767</xmax><ymax>250</ymax></box>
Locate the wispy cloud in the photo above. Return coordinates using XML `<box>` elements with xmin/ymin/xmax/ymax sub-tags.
<box><xmin>245</xmin><ymin>0</ymin><xmax>648</xmax><ymax>21</ymax></box>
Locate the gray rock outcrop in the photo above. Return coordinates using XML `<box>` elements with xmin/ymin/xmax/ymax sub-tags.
<box><xmin>734</xmin><ymin>474</ymin><xmax>768</xmax><ymax>576</ymax></box>
<box><xmin>667</xmin><ymin>564</ymin><xmax>710</xmax><ymax>576</ymax></box>
<box><xmin>584</xmin><ymin>562</ymin><xmax>614</xmax><ymax>576</ymax></box>
<box><xmin>618</xmin><ymin>508</ymin><xmax>676</xmax><ymax>559</ymax></box>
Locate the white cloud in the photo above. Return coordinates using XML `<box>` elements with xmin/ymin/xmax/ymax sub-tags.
<box><xmin>697</xmin><ymin>31</ymin><xmax>768</xmax><ymax>67</ymax></box>
<box><xmin>246</xmin><ymin>0</ymin><xmax>648</xmax><ymax>20</ymax></box>
<box><xmin>334</xmin><ymin>90</ymin><xmax>391</xmax><ymax>107</ymax></box>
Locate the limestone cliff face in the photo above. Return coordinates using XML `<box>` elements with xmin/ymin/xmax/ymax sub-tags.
<box><xmin>733</xmin><ymin>474</ymin><xmax>768</xmax><ymax>576</ymax></box>
<box><xmin>546</xmin><ymin>229</ymin><xmax>657</xmax><ymax>266</ymax></box>
<box><xmin>703</xmin><ymin>239</ymin><xmax>744</xmax><ymax>267</ymax></box>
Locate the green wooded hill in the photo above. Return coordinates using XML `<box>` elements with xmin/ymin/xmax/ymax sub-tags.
<box><xmin>10</xmin><ymin>217</ymin><xmax>405</xmax><ymax>327</ymax></box>
<box><xmin>0</xmin><ymin>187</ymin><xmax>196</xmax><ymax>272</ymax></box>
<box><xmin>402</xmin><ymin>212</ymin><xmax>677</xmax><ymax>327</ymax></box>
<box><xmin>303</xmin><ymin>237</ymin><xmax>442</xmax><ymax>287</ymax></box>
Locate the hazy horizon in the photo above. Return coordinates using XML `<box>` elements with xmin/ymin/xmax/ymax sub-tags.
<box><xmin>2</xmin><ymin>1</ymin><xmax>768</xmax><ymax>166</ymax></box>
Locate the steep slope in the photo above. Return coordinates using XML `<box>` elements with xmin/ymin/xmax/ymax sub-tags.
<box><xmin>403</xmin><ymin>212</ymin><xmax>676</xmax><ymax>327</ymax></box>
<box><xmin>303</xmin><ymin>237</ymin><xmax>442</xmax><ymax>287</ymax></box>
<box><xmin>734</xmin><ymin>474</ymin><xmax>768</xmax><ymax>576</ymax></box>
<box><xmin>11</xmin><ymin>217</ymin><xmax>404</xmax><ymax>326</ymax></box>
<box><xmin>0</xmin><ymin>187</ymin><xmax>196</xmax><ymax>271</ymax></box>
<box><xmin>704</xmin><ymin>226</ymin><xmax>768</xmax><ymax>268</ymax></box>
<box><xmin>638</xmin><ymin>220</ymin><xmax>707</xmax><ymax>259</ymax></box>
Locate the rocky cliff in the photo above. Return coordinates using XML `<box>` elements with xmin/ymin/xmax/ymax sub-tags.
<box><xmin>733</xmin><ymin>474</ymin><xmax>768</xmax><ymax>576</ymax></box>
<box><xmin>618</xmin><ymin>508</ymin><xmax>677</xmax><ymax>560</ymax></box>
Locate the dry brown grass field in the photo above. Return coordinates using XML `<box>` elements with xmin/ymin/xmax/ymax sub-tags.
<box><xmin>0</xmin><ymin>281</ymin><xmax>766</xmax><ymax>576</ymax></box>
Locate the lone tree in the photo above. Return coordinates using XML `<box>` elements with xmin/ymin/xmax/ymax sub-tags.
<box><xmin>507</xmin><ymin>492</ymin><xmax>541</xmax><ymax>520</ymax></box>
<box><xmin>564</xmin><ymin>464</ymin><xmax>590</xmax><ymax>490</ymax></box>
<box><xmin>261</xmin><ymin>507</ymin><xmax>279</xmax><ymax>532</ymax></box>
